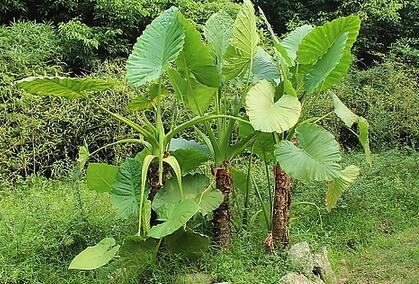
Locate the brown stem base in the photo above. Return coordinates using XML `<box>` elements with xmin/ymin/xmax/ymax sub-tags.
<box><xmin>212</xmin><ymin>166</ymin><xmax>233</xmax><ymax>248</ymax></box>
<box><xmin>147</xmin><ymin>162</ymin><xmax>169</xmax><ymax>225</ymax></box>
<box><xmin>270</xmin><ymin>165</ymin><xmax>292</xmax><ymax>250</ymax></box>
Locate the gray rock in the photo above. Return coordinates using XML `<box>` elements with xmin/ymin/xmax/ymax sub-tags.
<box><xmin>288</xmin><ymin>241</ymin><xmax>314</xmax><ymax>276</ymax></box>
<box><xmin>279</xmin><ymin>273</ymin><xmax>315</xmax><ymax>284</ymax></box>
<box><xmin>312</xmin><ymin>247</ymin><xmax>337</xmax><ymax>284</ymax></box>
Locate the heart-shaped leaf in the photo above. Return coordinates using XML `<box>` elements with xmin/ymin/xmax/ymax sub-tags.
<box><xmin>169</xmin><ymin>138</ymin><xmax>211</xmax><ymax>173</ymax></box>
<box><xmin>297</xmin><ymin>15</ymin><xmax>361</xmax><ymax>65</ymax></box>
<box><xmin>68</xmin><ymin>238</ymin><xmax>119</xmax><ymax>270</ymax></box>
<box><xmin>246</xmin><ymin>80</ymin><xmax>301</xmax><ymax>133</ymax></box>
<box><xmin>153</xmin><ymin>174</ymin><xmax>222</xmax><ymax>216</ymax></box>
<box><xmin>86</xmin><ymin>163</ymin><xmax>119</xmax><ymax>193</ymax></box>
<box><xmin>275</xmin><ymin>123</ymin><xmax>342</xmax><ymax>181</ymax></box>
<box><xmin>126</xmin><ymin>7</ymin><xmax>185</xmax><ymax>86</ymax></box>
<box><xmin>177</xmin><ymin>15</ymin><xmax>220</xmax><ymax>87</ymax></box>
<box><xmin>148</xmin><ymin>199</ymin><xmax>199</xmax><ymax>239</ymax></box>
<box><xmin>331</xmin><ymin>93</ymin><xmax>359</xmax><ymax>127</ymax></box>
<box><xmin>304</xmin><ymin>32</ymin><xmax>348</xmax><ymax>92</ymax></box>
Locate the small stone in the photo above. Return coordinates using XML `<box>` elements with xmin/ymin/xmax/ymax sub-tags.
<box><xmin>312</xmin><ymin>247</ymin><xmax>337</xmax><ymax>284</ymax></box>
<box><xmin>288</xmin><ymin>241</ymin><xmax>314</xmax><ymax>276</ymax></box>
<box><xmin>279</xmin><ymin>272</ymin><xmax>314</xmax><ymax>284</ymax></box>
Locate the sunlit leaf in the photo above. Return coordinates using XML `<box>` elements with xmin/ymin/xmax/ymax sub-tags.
<box><xmin>68</xmin><ymin>238</ymin><xmax>119</xmax><ymax>270</ymax></box>
<box><xmin>245</xmin><ymin>80</ymin><xmax>301</xmax><ymax>133</ymax></box>
<box><xmin>331</xmin><ymin>93</ymin><xmax>358</xmax><ymax>127</ymax></box>
<box><xmin>77</xmin><ymin>146</ymin><xmax>90</xmax><ymax>169</ymax></box>
<box><xmin>297</xmin><ymin>15</ymin><xmax>361</xmax><ymax>65</ymax></box>
<box><xmin>223</xmin><ymin>0</ymin><xmax>259</xmax><ymax>80</ymax></box>
<box><xmin>358</xmin><ymin>116</ymin><xmax>372</xmax><ymax>166</ymax></box>
<box><xmin>204</xmin><ymin>11</ymin><xmax>234</xmax><ymax>64</ymax></box>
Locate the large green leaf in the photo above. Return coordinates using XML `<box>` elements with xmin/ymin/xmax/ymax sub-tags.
<box><xmin>203</xmin><ymin>10</ymin><xmax>234</xmax><ymax>64</ymax></box>
<box><xmin>126</xmin><ymin>7</ymin><xmax>185</xmax><ymax>86</ymax></box>
<box><xmin>320</xmin><ymin>50</ymin><xmax>353</xmax><ymax>90</ymax></box>
<box><xmin>16</xmin><ymin>77</ymin><xmax>114</xmax><ymax>99</ymax></box>
<box><xmin>245</xmin><ymin>80</ymin><xmax>301</xmax><ymax>133</ymax></box>
<box><xmin>165</xmin><ymin>228</ymin><xmax>210</xmax><ymax>259</ymax></box>
<box><xmin>148</xmin><ymin>199</ymin><xmax>199</xmax><ymax>239</ymax></box>
<box><xmin>177</xmin><ymin>15</ymin><xmax>220</xmax><ymax>87</ymax></box>
<box><xmin>222</xmin><ymin>0</ymin><xmax>259</xmax><ymax>80</ymax></box>
<box><xmin>111</xmin><ymin>158</ymin><xmax>142</xmax><ymax>218</ymax></box>
<box><xmin>167</xmin><ymin>67</ymin><xmax>216</xmax><ymax>114</ymax></box>
<box><xmin>86</xmin><ymin>163</ymin><xmax>119</xmax><ymax>193</ymax></box>
<box><xmin>128</xmin><ymin>83</ymin><xmax>169</xmax><ymax>111</ymax></box>
<box><xmin>304</xmin><ymin>32</ymin><xmax>348</xmax><ymax>92</ymax></box>
<box><xmin>275</xmin><ymin>123</ymin><xmax>342</xmax><ymax>181</ymax></box>
<box><xmin>326</xmin><ymin>165</ymin><xmax>360</xmax><ymax>212</ymax></box>
<box><xmin>119</xmin><ymin>236</ymin><xmax>159</xmax><ymax>269</ymax></box>
<box><xmin>169</xmin><ymin>138</ymin><xmax>211</xmax><ymax>173</ymax></box>
<box><xmin>331</xmin><ymin>93</ymin><xmax>358</xmax><ymax>127</ymax></box>
<box><xmin>297</xmin><ymin>15</ymin><xmax>361</xmax><ymax>65</ymax></box>
<box><xmin>252</xmin><ymin>47</ymin><xmax>281</xmax><ymax>85</ymax></box>
<box><xmin>280</xmin><ymin>24</ymin><xmax>313</xmax><ymax>64</ymax></box>
<box><xmin>358</xmin><ymin>116</ymin><xmax>372</xmax><ymax>166</ymax></box>
<box><xmin>68</xmin><ymin>238</ymin><xmax>119</xmax><ymax>270</ymax></box>
<box><xmin>153</xmin><ymin>174</ymin><xmax>222</xmax><ymax>216</ymax></box>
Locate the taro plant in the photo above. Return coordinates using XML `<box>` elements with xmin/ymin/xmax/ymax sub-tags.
<box><xmin>240</xmin><ymin>10</ymin><xmax>372</xmax><ymax>250</ymax></box>
<box><xmin>16</xmin><ymin>6</ymin><xmax>249</xmax><ymax>271</ymax></box>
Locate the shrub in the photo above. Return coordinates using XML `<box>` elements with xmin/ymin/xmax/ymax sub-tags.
<box><xmin>304</xmin><ymin>61</ymin><xmax>419</xmax><ymax>150</ymax></box>
<box><xmin>0</xmin><ymin>22</ymin><xmax>142</xmax><ymax>183</ymax></box>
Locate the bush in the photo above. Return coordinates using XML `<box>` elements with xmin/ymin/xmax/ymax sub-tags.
<box><xmin>2</xmin><ymin>0</ymin><xmax>239</xmax><ymax>72</ymax></box>
<box><xmin>304</xmin><ymin>60</ymin><xmax>419</xmax><ymax>150</ymax></box>
<box><xmin>0</xmin><ymin>22</ymin><xmax>143</xmax><ymax>183</ymax></box>
<box><xmin>256</xmin><ymin>0</ymin><xmax>418</xmax><ymax>66</ymax></box>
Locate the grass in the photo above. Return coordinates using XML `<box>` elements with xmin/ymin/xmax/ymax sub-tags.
<box><xmin>0</xmin><ymin>149</ymin><xmax>418</xmax><ymax>283</ymax></box>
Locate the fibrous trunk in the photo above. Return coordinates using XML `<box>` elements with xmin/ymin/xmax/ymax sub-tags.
<box><xmin>270</xmin><ymin>165</ymin><xmax>291</xmax><ymax>249</ymax></box>
<box><xmin>147</xmin><ymin>162</ymin><xmax>168</xmax><ymax>225</ymax></box>
<box><xmin>212</xmin><ymin>165</ymin><xmax>233</xmax><ymax>248</ymax></box>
